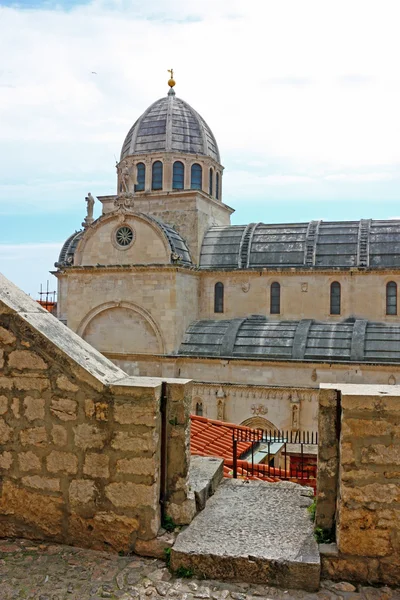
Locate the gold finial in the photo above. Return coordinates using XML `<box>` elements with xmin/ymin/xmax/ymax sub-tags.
<box><xmin>167</xmin><ymin>68</ymin><xmax>176</xmax><ymax>88</ymax></box>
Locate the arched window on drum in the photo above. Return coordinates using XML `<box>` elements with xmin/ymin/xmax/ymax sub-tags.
<box><xmin>191</xmin><ymin>163</ymin><xmax>202</xmax><ymax>190</ymax></box>
<box><xmin>135</xmin><ymin>162</ymin><xmax>145</xmax><ymax>192</ymax></box>
<box><xmin>214</xmin><ymin>282</ymin><xmax>224</xmax><ymax>313</ymax></box>
<box><xmin>173</xmin><ymin>161</ymin><xmax>184</xmax><ymax>190</ymax></box>
<box><xmin>152</xmin><ymin>161</ymin><xmax>163</xmax><ymax>190</ymax></box>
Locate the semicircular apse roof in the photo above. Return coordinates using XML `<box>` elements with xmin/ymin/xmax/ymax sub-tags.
<box><xmin>120</xmin><ymin>89</ymin><xmax>220</xmax><ymax>162</ymax></box>
<box><xmin>179</xmin><ymin>316</ymin><xmax>400</xmax><ymax>364</ymax></box>
<box><xmin>199</xmin><ymin>220</ymin><xmax>400</xmax><ymax>269</ymax></box>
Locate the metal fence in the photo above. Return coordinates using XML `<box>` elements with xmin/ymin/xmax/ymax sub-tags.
<box><xmin>231</xmin><ymin>429</ymin><xmax>318</xmax><ymax>488</ymax></box>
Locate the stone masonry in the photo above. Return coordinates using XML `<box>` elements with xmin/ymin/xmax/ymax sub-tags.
<box><xmin>317</xmin><ymin>383</ymin><xmax>400</xmax><ymax>586</ymax></box>
<box><xmin>0</xmin><ymin>273</ymin><xmax>195</xmax><ymax>555</ymax></box>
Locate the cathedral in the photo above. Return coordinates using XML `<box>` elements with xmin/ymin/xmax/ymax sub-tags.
<box><xmin>54</xmin><ymin>75</ymin><xmax>400</xmax><ymax>433</ymax></box>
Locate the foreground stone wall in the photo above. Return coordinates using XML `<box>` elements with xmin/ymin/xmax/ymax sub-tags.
<box><xmin>318</xmin><ymin>384</ymin><xmax>400</xmax><ymax>585</ymax></box>
<box><xmin>0</xmin><ymin>273</ymin><xmax>194</xmax><ymax>554</ymax></box>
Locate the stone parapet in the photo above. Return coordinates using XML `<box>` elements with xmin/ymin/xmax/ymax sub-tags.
<box><xmin>0</xmin><ymin>273</ymin><xmax>193</xmax><ymax>554</ymax></box>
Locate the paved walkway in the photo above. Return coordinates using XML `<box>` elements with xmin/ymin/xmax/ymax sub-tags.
<box><xmin>0</xmin><ymin>538</ymin><xmax>398</xmax><ymax>600</ymax></box>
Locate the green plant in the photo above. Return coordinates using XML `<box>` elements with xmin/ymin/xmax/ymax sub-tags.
<box><xmin>175</xmin><ymin>566</ymin><xmax>194</xmax><ymax>578</ymax></box>
<box><xmin>164</xmin><ymin>546</ymin><xmax>171</xmax><ymax>568</ymax></box>
<box><xmin>162</xmin><ymin>514</ymin><xmax>176</xmax><ymax>532</ymax></box>
<box><xmin>314</xmin><ymin>526</ymin><xmax>335</xmax><ymax>544</ymax></box>
<box><xmin>169</xmin><ymin>417</ymin><xmax>178</xmax><ymax>426</ymax></box>
<box><xmin>307</xmin><ymin>497</ymin><xmax>317</xmax><ymax>521</ymax></box>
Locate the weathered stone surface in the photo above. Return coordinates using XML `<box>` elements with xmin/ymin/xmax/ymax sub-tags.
<box><xmin>10</xmin><ymin>397</ymin><xmax>19</xmax><ymax>418</ymax></box>
<box><xmin>105</xmin><ymin>482</ymin><xmax>158</xmax><ymax>508</ymax></box>
<box><xmin>83</xmin><ymin>453</ymin><xmax>110</xmax><ymax>478</ymax></box>
<box><xmin>114</xmin><ymin>403</ymin><xmax>156</xmax><ymax>426</ymax></box>
<box><xmin>18</xmin><ymin>450</ymin><xmax>41</xmax><ymax>472</ymax></box>
<box><xmin>68</xmin><ymin>512</ymin><xmax>139</xmax><ymax>552</ymax></box>
<box><xmin>0</xmin><ymin>394</ymin><xmax>8</xmax><ymax>414</ymax></box>
<box><xmin>23</xmin><ymin>395</ymin><xmax>45</xmax><ymax>421</ymax></box>
<box><xmin>189</xmin><ymin>456</ymin><xmax>224</xmax><ymax>511</ymax></box>
<box><xmin>0</xmin><ymin>348</ymin><xmax>4</xmax><ymax>369</ymax></box>
<box><xmin>112</xmin><ymin>430</ymin><xmax>158</xmax><ymax>453</ymax></box>
<box><xmin>85</xmin><ymin>398</ymin><xmax>109</xmax><ymax>421</ymax></box>
<box><xmin>50</xmin><ymin>397</ymin><xmax>77</xmax><ymax>421</ymax></box>
<box><xmin>0</xmin><ymin>451</ymin><xmax>12</xmax><ymax>469</ymax></box>
<box><xmin>8</xmin><ymin>350</ymin><xmax>47</xmax><ymax>371</ymax></box>
<box><xmin>0</xmin><ymin>325</ymin><xmax>16</xmax><ymax>345</ymax></box>
<box><xmin>116</xmin><ymin>457</ymin><xmax>156</xmax><ymax>476</ymax></box>
<box><xmin>342</xmin><ymin>418</ymin><xmax>390</xmax><ymax>438</ymax></box>
<box><xmin>339</xmin><ymin>529</ymin><xmax>391</xmax><ymax>557</ymax></box>
<box><xmin>361</xmin><ymin>444</ymin><xmax>400</xmax><ymax>465</ymax></box>
<box><xmin>56</xmin><ymin>374</ymin><xmax>79</xmax><ymax>392</ymax></box>
<box><xmin>51</xmin><ymin>424</ymin><xmax>68</xmax><ymax>447</ymax></box>
<box><xmin>20</xmin><ymin>426</ymin><xmax>47</xmax><ymax>446</ymax></box>
<box><xmin>47</xmin><ymin>451</ymin><xmax>78</xmax><ymax>474</ymax></box>
<box><xmin>22</xmin><ymin>475</ymin><xmax>60</xmax><ymax>492</ymax></box>
<box><xmin>171</xmin><ymin>479</ymin><xmax>320</xmax><ymax>592</ymax></box>
<box><xmin>69</xmin><ymin>479</ymin><xmax>97</xmax><ymax>505</ymax></box>
<box><xmin>12</xmin><ymin>376</ymin><xmax>49</xmax><ymax>391</ymax></box>
<box><xmin>74</xmin><ymin>423</ymin><xmax>106</xmax><ymax>449</ymax></box>
<box><xmin>134</xmin><ymin>531</ymin><xmax>176</xmax><ymax>558</ymax></box>
<box><xmin>342</xmin><ymin>482</ymin><xmax>400</xmax><ymax>504</ymax></box>
<box><xmin>0</xmin><ymin>417</ymin><xmax>12</xmax><ymax>443</ymax></box>
<box><xmin>0</xmin><ymin>481</ymin><xmax>62</xmax><ymax>536</ymax></box>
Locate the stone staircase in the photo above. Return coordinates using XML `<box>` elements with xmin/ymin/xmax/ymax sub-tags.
<box><xmin>172</xmin><ymin>466</ymin><xmax>320</xmax><ymax>592</ymax></box>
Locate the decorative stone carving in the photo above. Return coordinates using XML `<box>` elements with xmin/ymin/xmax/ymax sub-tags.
<box><xmin>241</xmin><ymin>282</ymin><xmax>250</xmax><ymax>293</ymax></box>
<box><xmin>251</xmin><ymin>403</ymin><xmax>268</xmax><ymax>416</ymax></box>
<box><xmin>82</xmin><ymin>193</ymin><xmax>95</xmax><ymax>228</ymax></box>
<box><xmin>217</xmin><ymin>398</ymin><xmax>224</xmax><ymax>421</ymax></box>
<box><xmin>114</xmin><ymin>193</ymin><xmax>135</xmax><ymax>213</ymax></box>
<box><xmin>301</xmin><ymin>282</ymin><xmax>308</xmax><ymax>292</ymax></box>
<box><xmin>389</xmin><ymin>375</ymin><xmax>396</xmax><ymax>385</ymax></box>
<box><xmin>291</xmin><ymin>404</ymin><xmax>299</xmax><ymax>430</ymax></box>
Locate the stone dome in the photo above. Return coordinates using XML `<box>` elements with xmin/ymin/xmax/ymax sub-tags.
<box><xmin>120</xmin><ymin>89</ymin><xmax>220</xmax><ymax>162</ymax></box>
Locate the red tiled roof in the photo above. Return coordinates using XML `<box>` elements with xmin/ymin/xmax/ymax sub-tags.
<box><xmin>190</xmin><ymin>415</ymin><xmax>317</xmax><ymax>490</ymax></box>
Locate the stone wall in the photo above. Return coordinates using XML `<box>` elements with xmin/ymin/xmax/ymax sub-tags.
<box><xmin>317</xmin><ymin>383</ymin><xmax>400</xmax><ymax>585</ymax></box>
<box><xmin>0</xmin><ymin>273</ymin><xmax>194</xmax><ymax>554</ymax></box>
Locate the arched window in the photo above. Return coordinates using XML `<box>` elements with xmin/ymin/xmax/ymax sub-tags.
<box><xmin>214</xmin><ymin>282</ymin><xmax>224</xmax><ymax>313</ymax></box>
<box><xmin>135</xmin><ymin>162</ymin><xmax>145</xmax><ymax>191</ymax></box>
<box><xmin>209</xmin><ymin>168</ymin><xmax>213</xmax><ymax>196</ymax></box>
<box><xmin>191</xmin><ymin>163</ymin><xmax>202</xmax><ymax>190</ymax></box>
<box><xmin>270</xmin><ymin>282</ymin><xmax>280</xmax><ymax>314</ymax></box>
<box><xmin>173</xmin><ymin>161</ymin><xmax>184</xmax><ymax>190</ymax></box>
<box><xmin>216</xmin><ymin>172</ymin><xmax>220</xmax><ymax>200</ymax></box>
<box><xmin>152</xmin><ymin>161</ymin><xmax>163</xmax><ymax>190</ymax></box>
<box><xmin>195</xmin><ymin>402</ymin><xmax>203</xmax><ymax>416</ymax></box>
<box><xmin>386</xmin><ymin>281</ymin><xmax>397</xmax><ymax>315</ymax></box>
<box><xmin>330</xmin><ymin>282</ymin><xmax>341</xmax><ymax>315</ymax></box>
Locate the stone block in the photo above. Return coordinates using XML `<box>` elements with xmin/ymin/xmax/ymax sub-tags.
<box><xmin>56</xmin><ymin>375</ymin><xmax>79</xmax><ymax>392</ymax></box>
<box><xmin>50</xmin><ymin>398</ymin><xmax>77</xmax><ymax>421</ymax></box>
<box><xmin>116</xmin><ymin>457</ymin><xmax>157</xmax><ymax>476</ymax></box>
<box><xmin>341</xmin><ymin>482</ymin><xmax>400</xmax><ymax>504</ymax></box>
<box><xmin>13</xmin><ymin>376</ymin><xmax>49</xmax><ymax>392</ymax></box>
<box><xmin>47</xmin><ymin>451</ymin><xmax>78</xmax><ymax>474</ymax></box>
<box><xmin>0</xmin><ymin>395</ymin><xmax>7</xmax><ymax>415</ymax></box>
<box><xmin>0</xmin><ymin>326</ymin><xmax>16</xmax><ymax>345</ymax></box>
<box><xmin>8</xmin><ymin>350</ymin><xmax>47</xmax><ymax>371</ymax></box>
<box><xmin>51</xmin><ymin>424</ymin><xmax>68</xmax><ymax>447</ymax></box>
<box><xmin>83</xmin><ymin>453</ymin><xmax>110</xmax><ymax>479</ymax></box>
<box><xmin>0</xmin><ymin>480</ymin><xmax>63</xmax><ymax>536</ymax></box>
<box><xmin>111</xmin><ymin>430</ymin><xmax>158</xmax><ymax>453</ymax></box>
<box><xmin>0</xmin><ymin>451</ymin><xmax>12</xmax><ymax>469</ymax></box>
<box><xmin>0</xmin><ymin>349</ymin><xmax>4</xmax><ymax>369</ymax></box>
<box><xmin>339</xmin><ymin>529</ymin><xmax>391</xmax><ymax>557</ymax></box>
<box><xmin>342</xmin><ymin>418</ymin><xmax>390</xmax><ymax>439</ymax></box>
<box><xmin>85</xmin><ymin>399</ymin><xmax>109</xmax><ymax>421</ymax></box>
<box><xmin>114</xmin><ymin>402</ymin><xmax>156</xmax><ymax>426</ymax></box>
<box><xmin>134</xmin><ymin>531</ymin><xmax>176</xmax><ymax>558</ymax></box>
<box><xmin>73</xmin><ymin>423</ymin><xmax>106</xmax><ymax>449</ymax></box>
<box><xmin>22</xmin><ymin>476</ymin><xmax>60</xmax><ymax>492</ymax></box>
<box><xmin>69</xmin><ymin>479</ymin><xmax>97</xmax><ymax>505</ymax></box>
<box><xmin>23</xmin><ymin>396</ymin><xmax>45</xmax><ymax>421</ymax></box>
<box><xmin>105</xmin><ymin>482</ymin><xmax>158</xmax><ymax>508</ymax></box>
<box><xmin>361</xmin><ymin>444</ymin><xmax>400</xmax><ymax>466</ymax></box>
<box><xmin>0</xmin><ymin>417</ymin><xmax>12</xmax><ymax>443</ymax></box>
<box><xmin>20</xmin><ymin>426</ymin><xmax>47</xmax><ymax>447</ymax></box>
<box><xmin>18</xmin><ymin>451</ymin><xmax>41</xmax><ymax>472</ymax></box>
<box><xmin>11</xmin><ymin>397</ymin><xmax>20</xmax><ymax>418</ymax></box>
<box><xmin>68</xmin><ymin>512</ymin><xmax>139</xmax><ymax>553</ymax></box>
<box><xmin>341</xmin><ymin>442</ymin><xmax>356</xmax><ymax>465</ymax></box>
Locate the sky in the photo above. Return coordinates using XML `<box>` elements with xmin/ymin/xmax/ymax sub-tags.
<box><xmin>0</xmin><ymin>0</ymin><xmax>400</xmax><ymax>295</ymax></box>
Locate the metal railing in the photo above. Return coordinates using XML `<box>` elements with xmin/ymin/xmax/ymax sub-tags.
<box><xmin>231</xmin><ymin>429</ymin><xmax>318</xmax><ymax>488</ymax></box>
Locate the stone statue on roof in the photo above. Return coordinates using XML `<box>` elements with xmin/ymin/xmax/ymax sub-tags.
<box><xmin>85</xmin><ymin>192</ymin><xmax>95</xmax><ymax>220</ymax></box>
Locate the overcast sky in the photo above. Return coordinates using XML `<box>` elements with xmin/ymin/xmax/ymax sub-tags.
<box><xmin>1</xmin><ymin>0</ymin><xmax>400</xmax><ymax>295</ymax></box>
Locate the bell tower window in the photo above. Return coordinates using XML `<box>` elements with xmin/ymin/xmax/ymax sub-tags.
<box><xmin>191</xmin><ymin>163</ymin><xmax>202</xmax><ymax>190</ymax></box>
<box><xmin>209</xmin><ymin>168</ymin><xmax>213</xmax><ymax>196</ymax></box>
<box><xmin>152</xmin><ymin>161</ymin><xmax>163</xmax><ymax>190</ymax></box>
<box><xmin>216</xmin><ymin>172</ymin><xmax>220</xmax><ymax>200</ymax></box>
<box><xmin>173</xmin><ymin>161</ymin><xmax>185</xmax><ymax>190</ymax></box>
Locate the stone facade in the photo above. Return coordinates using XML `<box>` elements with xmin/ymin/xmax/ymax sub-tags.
<box><xmin>317</xmin><ymin>383</ymin><xmax>400</xmax><ymax>585</ymax></box>
<box><xmin>0</xmin><ymin>273</ymin><xmax>195</xmax><ymax>554</ymax></box>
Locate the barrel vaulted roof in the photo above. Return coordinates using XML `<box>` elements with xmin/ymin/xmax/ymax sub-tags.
<box><xmin>179</xmin><ymin>316</ymin><xmax>400</xmax><ymax>364</ymax></box>
<box><xmin>199</xmin><ymin>220</ymin><xmax>400</xmax><ymax>269</ymax></box>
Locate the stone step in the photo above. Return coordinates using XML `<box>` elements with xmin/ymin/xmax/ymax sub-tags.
<box><xmin>171</xmin><ymin>479</ymin><xmax>320</xmax><ymax>592</ymax></box>
<box><xmin>189</xmin><ymin>456</ymin><xmax>224</xmax><ymax>512</ymax></box>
